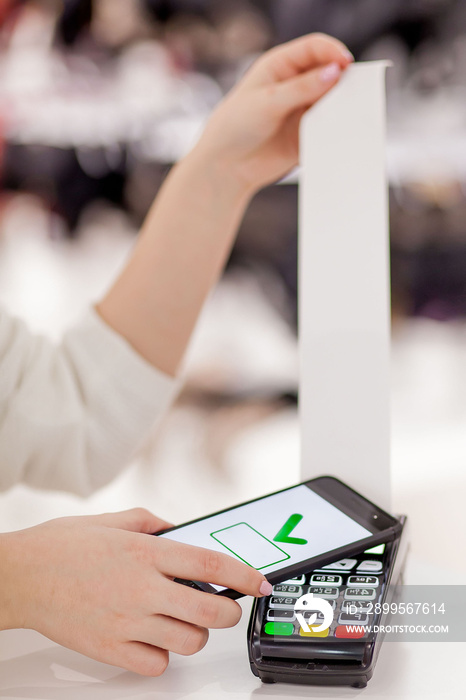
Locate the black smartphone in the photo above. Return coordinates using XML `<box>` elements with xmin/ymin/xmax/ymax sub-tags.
<box><xmin>155</xmin><ymin>476</ymin><xmax>402</xmax><ymax>599</ymax></box>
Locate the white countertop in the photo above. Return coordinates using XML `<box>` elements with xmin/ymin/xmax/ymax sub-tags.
<box><xmin>1</xmin><ymin>554</ymin><xmax>465</xmax><ymax>700</ymax></box>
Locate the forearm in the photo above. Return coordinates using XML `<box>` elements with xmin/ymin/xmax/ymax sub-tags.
<box><xmin>96</xmin><ymin>146</ymin><xmax>254</xmax><ymax>377</ymax></box>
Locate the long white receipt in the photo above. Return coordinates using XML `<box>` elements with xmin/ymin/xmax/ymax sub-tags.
<box><xmin>299</xmin><ymin>62</ymin><xmax>391</xmax><ymax>510</ymax></box>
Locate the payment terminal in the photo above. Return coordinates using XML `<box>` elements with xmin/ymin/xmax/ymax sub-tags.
<box><xmin>247</xmin><ymin>516</ymin><xmax>408</xmax><ymax>688</ymax></box>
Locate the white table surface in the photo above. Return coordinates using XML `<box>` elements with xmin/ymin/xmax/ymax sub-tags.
<box><xmin>1</xmin><ymin>555</ymin><xmax>465</xmax><ymax>700</ymax></box>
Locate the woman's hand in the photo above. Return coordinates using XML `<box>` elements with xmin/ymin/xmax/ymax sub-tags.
<box><xmin>195</xmin><ymin>33</ymin><xmax>353</xmax><ymax>195</ymax></box>
<box><xmin>0</xmin><ymin>508</ymin><xmax>272</xmax><ymax>676</ymax></box>
<box><xmin>97</xmin><ymin>33</ymin><xmax>352</xmax><ymax>377</ymax></box>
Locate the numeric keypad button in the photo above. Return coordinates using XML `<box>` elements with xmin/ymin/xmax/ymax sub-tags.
<box><xmin>341</xmin><ymin>600</ymin><xmax>372</xmax><ymax>614</ymax></box>
<box><xmin>344</xmin><ymin>587</ymin><xmax>376</xmax><ymax>601</ymax></box>
<box><xmin>338</xmin><ymin>611</ymin><xmax>369</xmax><ymax>625</ymax></box>
<box><xmin>266</xmin><ymin>609</ymin><xmax>296</xmax><ymax>622</ymax></box>
<box><xmin>272</xmin><ymin>584</ymin><xmax>303</xmax><ymax>597</ymax></box>
<box><xmin>310</xmin><ymin>574</ymin><xmax>343</xmax><ymax>586</ymax></box>
<box><xmin>347</xmin><ymin>575</ymin><xmax>379</xmax><ymax>587</ymax></box>
<box><xmin>308</xmin><ymin>586</ymin><xmax>339</xmax><ymax>600</ymax></box>
<box><xmin>269</xmin><ymin>596</ymin><xmax>297</xmax><ymax>609</ymax></box>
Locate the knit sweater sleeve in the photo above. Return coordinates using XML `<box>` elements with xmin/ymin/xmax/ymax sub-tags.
<box><xmin>0</xmin><ymin>306</ymin><xmax>179</xmax><ymax>496</ymax></box>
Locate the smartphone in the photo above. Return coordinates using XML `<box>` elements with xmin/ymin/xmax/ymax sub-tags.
<box><xmin>155</xmin><ymin>476</ymin><xmax>402</xmax><ymax>599</ymax></box>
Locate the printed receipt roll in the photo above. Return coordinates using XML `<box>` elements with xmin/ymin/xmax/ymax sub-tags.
<box><xmin>299</xmin><ymin>61</ymin><xmax>392</xmax><ymax>511</ymax></box>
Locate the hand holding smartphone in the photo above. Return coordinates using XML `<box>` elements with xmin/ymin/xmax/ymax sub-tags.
<box><xmin>156</xmin><ymin>476</ymin><xmax>401</xmax><ymax>598</ymax></box>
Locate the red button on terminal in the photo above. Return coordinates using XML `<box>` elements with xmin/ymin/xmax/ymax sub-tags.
<box><xmin>335</xmin><ymin>625</ymin><xmax>366</xmax><ymax>639</ymax></box>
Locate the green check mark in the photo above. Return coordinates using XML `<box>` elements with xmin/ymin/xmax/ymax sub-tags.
<box><xmin>273</xmin><ymin>513</ymin><xmax>308</xmax><ymax>545</ymax></box>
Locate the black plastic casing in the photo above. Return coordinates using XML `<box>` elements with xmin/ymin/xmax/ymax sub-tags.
<box><xmin>247</xmin><ymin>515</ymin><xmax>408</xmax><ymax>689</ymax></box>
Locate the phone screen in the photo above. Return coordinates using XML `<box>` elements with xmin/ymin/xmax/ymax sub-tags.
<box><xmin>158</xmin><ymin>484</ymin><xmax>372</xmax><ymax>592</ymax></box>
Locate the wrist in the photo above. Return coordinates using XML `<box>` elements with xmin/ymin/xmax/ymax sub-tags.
<box><xmin>0</xmin><ymin>531</ymin><xmax>28</xmax><ymax>630</ymax></box>
<box><xmin>184</xmin><ymin>141</ymin><xmax>258</xmax><ymax>204</ymax></box>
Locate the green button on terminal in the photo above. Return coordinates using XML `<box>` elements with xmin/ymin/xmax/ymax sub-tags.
<box><xmin>264</xmin><ymin>622</ymin><xmax>294</xmax><ymax>636</ymax></box>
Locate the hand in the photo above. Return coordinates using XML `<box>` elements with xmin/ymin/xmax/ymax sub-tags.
<box><xmin>1</xmin><ymin>508</ymin><xmax>272</xmax><ymax>676</ymax></box>
<box><xmin>195</xmin><ymin>33</ymin><xmax>353</xmax><ymax>194</ymax></box>
<box><xmin>95</xmin><ymin>34</ymin><xmax>353</xmax><ymax>377</ymax></box>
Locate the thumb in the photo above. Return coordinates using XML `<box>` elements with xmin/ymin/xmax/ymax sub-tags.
<box><xmin>93</xmin><ymin>508</ymin><xmax>174</xmax><ymax>534</ymax></box>
<box><xmin>271</xmin><ymin>61</ymin><xmax>343</xmax><ymax>117</ymax></box>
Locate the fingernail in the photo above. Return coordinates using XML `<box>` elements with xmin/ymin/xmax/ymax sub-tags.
<box><xmin>320</xmin><ymin>62</ymin><xmax>341</xmax><ymax>83</ymax></box>
<box><xmin>259</xmin><ymin>580</ymin><xmax>273</xmax><ymax>596</ymax></box>
<box><xmin>343</xmin><ymin>49</ymin><xmax>355</xmax><ymax>63</ymax></box>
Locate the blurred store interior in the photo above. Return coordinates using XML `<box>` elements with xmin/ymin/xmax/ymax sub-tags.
<box><xmin>0</xmin><ymin>0</ymin><xmax>465</xmax><ymax>578</ymax></box>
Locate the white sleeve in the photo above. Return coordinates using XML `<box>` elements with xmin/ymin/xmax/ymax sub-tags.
<box><xmin>0</xmin><ymin>306</ymin><xmax>179</xmax><ymax>496</ymax></box>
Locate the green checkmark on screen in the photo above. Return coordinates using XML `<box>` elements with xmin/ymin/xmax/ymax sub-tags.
<box><xmin>273</xmin><ymin>513</ymin><xmax>308</xmax><ymax>545</ymax></box>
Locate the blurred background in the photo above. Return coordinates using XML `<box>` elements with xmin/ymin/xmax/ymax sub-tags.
<box><xmin>0</xmin><ymin>0</ymin><xmax>465</xmax><ymax>578</ymax></box>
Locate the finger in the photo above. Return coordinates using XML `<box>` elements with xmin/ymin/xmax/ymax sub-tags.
<box><xmin>153</xmin><ymin>538</ymin><xmax>272</xmax><ymax>597</ymax></box>
<box><xmin>136</xmin><ymin>614</ymin><xmax>209</xmax><ymax>656</ymax></box>
<box><xmin>246</xmin><ymin>33</ymin><xmax>353</xmax><ymax>87</ymax></box>
<box><xmin>111</xmin><ymin>641</ymin><xmax>169</xmax><ymax>677</ymax></box>
<box><xmin>270</xmin><ymin>61</ymin><xmax>344</xmax><ymax>116</ymax></box>
<box><xmin>158</xmin><ymin>578</ymin><xmax>243</xmax><ymax>629</ymax></box>
<box><xmin>92</xmin><ymin>508</ymin><xmax>174</xmax><ymax>534</ymax></box>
